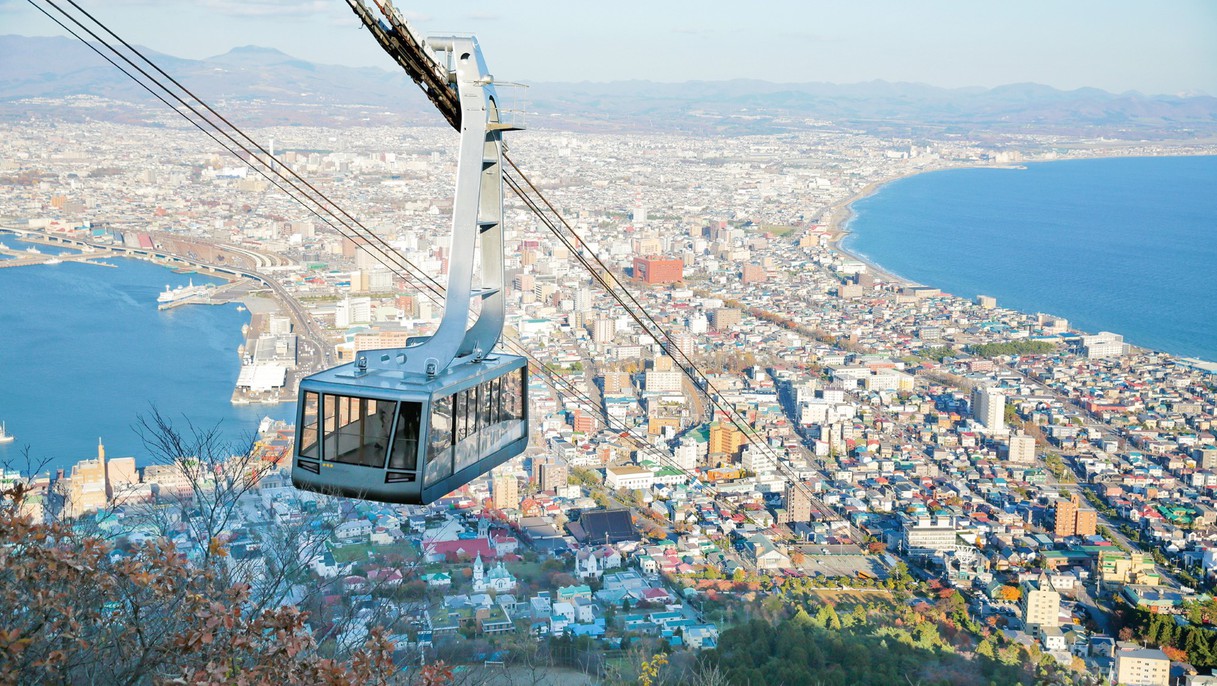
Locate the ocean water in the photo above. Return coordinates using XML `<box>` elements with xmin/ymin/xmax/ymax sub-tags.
<box><xmin>0</xmin><ymin>234</ymin><xmax>292</xmax><ymax>475</ymax></box>
<box><xmin>842</xmin><ymin>155</ymin><xmax>1217</xmax><ymax>361</ymax></box>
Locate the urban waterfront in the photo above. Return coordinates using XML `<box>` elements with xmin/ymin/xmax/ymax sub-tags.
<box><xmin>0</xmin><ymin>234</ymin><xmax>291</xmax><ymax>475</ymax></box>
<box><xmin>843</xmin><ymin>155</ymin><xmax>1217</xmax><ymax>361</ymax></box>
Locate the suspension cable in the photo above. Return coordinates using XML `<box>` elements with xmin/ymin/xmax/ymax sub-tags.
<box><xmin>29</xmin><ymin>0</ymin><xmax>741</xmax><ymax>508</ymax></box>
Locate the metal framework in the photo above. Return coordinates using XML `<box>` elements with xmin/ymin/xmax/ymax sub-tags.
<box><xmin>346</xmin><ymin>0</ymin><xmax>462</xmax><ymax>130</ymax></box>
<box><xmin>343</xmin><ymin>5</ymin><xmax>518</xmax><ymax>381</ymax></box>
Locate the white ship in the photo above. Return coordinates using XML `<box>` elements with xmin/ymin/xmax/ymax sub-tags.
<box><xmin>45</xmin><ymin>257</ymin><xmax>63</xmax><ymax>265</ymax></box>
<box><xmin>157</xmin><ymin>279</ymin><xmax>215</xmax><ymax>306</ymax></box>
<box><xmin>0</xmin><ymin>422</ymin><xmax>13</xmax><ymax>444</ymax></box>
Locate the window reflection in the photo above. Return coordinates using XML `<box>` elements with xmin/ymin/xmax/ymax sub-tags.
<box><xmin>389</xmin><ymin>401</ymin><xmax>421</xmax><ymax>470</ymax></box>
<box><xmin>322</xmin><ymin>395</ymin><xmax>391</xmax><ymax>468</ymax></box>
<box><xmin>300</xmin><ymin>391</ymin><xmax>320</xmax><ymax>459</ymax></box>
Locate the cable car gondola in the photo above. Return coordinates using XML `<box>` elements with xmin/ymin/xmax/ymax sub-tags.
<box><xmin>292</xmin><ymin>35</ymin><xmax>527</xmax><ymax>504</ymax></box>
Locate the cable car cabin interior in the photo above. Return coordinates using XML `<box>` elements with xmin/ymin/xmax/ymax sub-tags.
<box><xmin>292</xmin><ymin>354</ymin><xmax>528</xmax><ymax>504</ymax></box>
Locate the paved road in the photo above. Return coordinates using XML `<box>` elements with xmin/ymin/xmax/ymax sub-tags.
<box><xmin>1003</xmin><ymin>362</ymin><xmax>1185</xmax><ymax>588</ymax></box>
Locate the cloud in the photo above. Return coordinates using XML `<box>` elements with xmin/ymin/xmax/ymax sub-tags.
<box><xmin>464</xmin><ymin>11</ymin><xmax>500</xmax><ymax>21</ymax></box>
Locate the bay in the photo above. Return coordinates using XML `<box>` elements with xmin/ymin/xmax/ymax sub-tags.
<box><xmin>842</xmin><ymin>155</ymin><xmax>1217</xmax><ymax>361</ymax></box>
<box><xmin>0</xmin><ymin>234</ymin><xmax>293</xmax><ymax>475</ymax></box>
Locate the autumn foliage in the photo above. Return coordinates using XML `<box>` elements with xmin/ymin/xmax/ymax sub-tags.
<box><xmin>0</xmin><ymin>481</ymin><xmax>436</xmax><ymax>685</ymax></box>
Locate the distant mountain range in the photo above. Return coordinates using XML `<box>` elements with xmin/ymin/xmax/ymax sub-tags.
<box><xmin>3</xmin><ymin>34</ymin><xmax>1215</xmax><ymax>138</ymax></box>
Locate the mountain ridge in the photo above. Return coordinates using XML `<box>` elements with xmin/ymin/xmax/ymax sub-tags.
<box><xmin>3</xmin><ymin>35</ymin><xmax>1214</xmax><ymax>137</ymax></box>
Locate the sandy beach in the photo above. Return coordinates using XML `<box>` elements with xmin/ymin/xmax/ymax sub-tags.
<box><xmin>823</xmin><ymin>162</ymin><xmax>995</xmax><ymax>288</ymax></box>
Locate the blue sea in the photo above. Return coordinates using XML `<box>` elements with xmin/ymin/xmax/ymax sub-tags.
<box><xmin>0</xmin><ymin>234</ymin><xmax>292</xmax><ymax>475</ymax></box>
<box><xmin>842</xmin><ymin>155</ymin><xmax>1217</xmax><ymax>362</ymax></box>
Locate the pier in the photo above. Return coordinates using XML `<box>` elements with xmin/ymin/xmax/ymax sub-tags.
<box><xmin>0</xmin><ymin>245</ymin><xmax>117</xmax><ymax>269</ymax></box>
<box><xmin>156</xmin><ymin>280</ymin><xmax>249</xmax><ymax>310</ymax></box>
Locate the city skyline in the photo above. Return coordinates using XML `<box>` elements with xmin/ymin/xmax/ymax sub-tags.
<box><xmin>2</xmin><ymin>0</ymin><xmax>1216</xmax><ymax>95</ymax></box>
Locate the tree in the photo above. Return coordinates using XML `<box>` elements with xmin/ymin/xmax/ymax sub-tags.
<box><xmin>133</xmin><ymin>411</ymin><xmax>276</xmax><ymax>566</ymax></box>
<box><xmin>0</xmin><ymin>480</ymin><xmax>420</xmax><ymax>685</ymax></box>
<box><xmin>813</xmin><ymin>604</ymin><xmax>842</xmax><ymax>631</ymax></box>
<box><xmin>997</xmin><ymin>585</ymin><xmax>1021</xmax><ymax>602</ymax></box>
<box><xmin>638</xmin><ymin>653</ymin><xmax>668</xmax><ymax>686</ymax></box>
<box><xmin>938</xmin><ymin>590</ymin><xmax>967</xmax><ymax>618</ymax></box>
<box><xmin>1162</xmin><ymin>645</ymin><xmax>1188</xmax><ymax>663</ymax></box>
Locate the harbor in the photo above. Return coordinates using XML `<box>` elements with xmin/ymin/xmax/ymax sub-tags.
<box><xmin>0</xmin><ymin>242</ymin><xmax>116</xmax><ymax>269</ymax></box>
<box><xmin>155</xmin><ymin>279</ymin><xmax>251</xmax><ymax>310</ymax></box>
<box><xmin>0</xmin><ymin>224</ymin><xmax>322</xmax><ymax>429</ymax></box>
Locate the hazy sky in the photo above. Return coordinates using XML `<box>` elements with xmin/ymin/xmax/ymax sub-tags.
<box><xmin>4</xmin><ymin>0</ymin><xmax>1216</xmax><ymax>95</ymax></box>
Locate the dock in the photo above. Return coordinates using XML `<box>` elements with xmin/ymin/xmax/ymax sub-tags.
<box><xmin>0</xmin><ymin>246</ymin><xmax>117</xmax><ymax>269</ymax></box>
<box><xmin>156</xmin><ymin>280</ymin><xmax>248</xmax><ymax>310</ymax></box>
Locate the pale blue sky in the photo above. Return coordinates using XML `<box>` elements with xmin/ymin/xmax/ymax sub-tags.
<box><xmin>4</xmin><ymin>0</ymin><xmax>1216</xmax><ymax>95</ymax></box>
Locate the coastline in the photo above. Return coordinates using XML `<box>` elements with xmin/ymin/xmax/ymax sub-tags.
<box><xmin>827</xmin><ymin>152</ymin><xmax>1217</xmax><ymax>288</ymax></box>
<box><xmin>823</xmin><ymin>164</ymin><xmax>973</xmax><ymax>288</ymax></box>
<box><xmin>0</xmin><ymin>225</ymin><xmax>303</xmax><ymax>405</ymax></box>
<box><xmin>819</xmin><ymin>154</ymin><xmax>1217</xmax><ymax>363</ymax></box>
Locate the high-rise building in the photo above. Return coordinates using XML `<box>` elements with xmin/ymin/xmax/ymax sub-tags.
<box><xmin>1007</xmin><ymin>432</ymin><xmax>1036</xmax><ymax>463</ymax></box>
<box><xmin>1075</xmin><ymin>507</ymin><xmax>1097</xmax><ymax>537</ymax></box>
<box><xmin>783</xmin><ymin>481</ymin><xmax>812</xmax><ymax>524</ymax></box>
<box><xmin>592</xmin><ymin>317</ymin><xmax>616</xmax><ymax>344</ymax></box>
<box><xmin>1021</xmin><ymin>576</ymin><xmax>1061</xmax><ymax>631</ymax></box>
<box><xmin>492</xmin><ymin>472</ymin><xmax>519</xmax><ymax>510</ymax></box>
<box><xmin>1054</xmin><ymin>495</ymin><xmax>1079</xmax><ymax>537</ymax></box>
<box><xmin>709</xmin><ymin>422</ymin><xmax>745</xmax><ymax>456</ymax></box>
<box><xmin>669</xmin><ymin>333</ymin><xmax>696</xmax><ymax>360</ymax></box>
<box><xmin>644</xmin><ymin>369</ymin><xmax>682</xmax><ymax>394</ymax></box>
<box><xmin>61</xmin><ymin>439</ymin><xmax>140</xmax><ymax>518</ymax></box>
<box><xmin>107</xmin><ymin>457</ymin><xmax>139</xmax><ymax>499</ymax></box>
<box><xmin>741</xmin><ymin>264</ymin><xmax>766</xmax><ymax>284</ymax></box>
<box><xmin>1054</xmin><ymin>493</ymin><xmax>1097</xmax><ymax>537</ymax></box>
<box><xmin>972</xmin><ymin>386</ymin><xmax>1006</xmax><ymax>434</ymax></box>
<box><xmin>600</xmin><ymin>372</ymin><xmax>631</xmax><ymax>396</ymax></box>
<box><xmin>335</xmin><ymin>297</ymin><xmax>372</xmax><ymax>328</ymax></box>
<box><xmin>672</xmin><ymin>440</ymin><xmax>701</xmax><ymax>472</ymax></box>
<box><xmin>532</xmin><ymin>457</ymin><xmax>569</xmax><ymax>493</ymax></box>
<box><xmin>572</xmin><ymin>410</ymin><xmax>597</xmax><ymax>434</ymax></box>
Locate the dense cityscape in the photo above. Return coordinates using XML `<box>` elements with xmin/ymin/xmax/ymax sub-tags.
<box><xmin>2</xmin><ymin>99</ymin><xmax>1216</xmax><ymax>685</ymax></box>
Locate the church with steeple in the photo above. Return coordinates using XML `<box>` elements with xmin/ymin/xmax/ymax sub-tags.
<box><xmin>57</xmin><ymin>438</ymin><xmax>139</xmax><ymax>519</ymax></box>
<box><xmin>472</xmin><ymin>551</ymin><xmax>518</xmax><ymax>593</ymax></box>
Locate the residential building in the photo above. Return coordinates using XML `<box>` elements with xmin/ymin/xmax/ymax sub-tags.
<box><xmin>780</xmin><ymin>481</ymin><xmax>812</xmax><ymax>524</ymax></box>
<box><xmin>1054</xmin><ymin>494</ymin><xmax>1097</xmax><ymax>537</ymax></box>
<box><xmin>532</xmin><ymin>456</ymin><xmax>569</xmax><ymax>493</ymax></box>
<box><xmin>1081</xmin><ymin>332</ymin><xmax>1126</xmax><ymax>359</ymax></box>
<box><xmin>709</xmin><ymin>422</ymin><xmax>746</xmax><ymax>456</ymax></box>
<box><xmin>1115</xmin><ymin>647</ymin><xmax>1171</xmax><ymax>686</ymax></box>
<box><xmin>1006</xmin><ymin>432</ymin><xmax>1036</xmax><ymax>463</ymax></box>
<box><xmin>492</xmin><ymin>472</ymin><xmax>519</xmax><ymax>510</ymax></box>
<box><xmin>972</xmin><ymin>386</ymin><xmax>1006</xmax><ymax>434</ymax></box>
<box><xmin>1021</xmin><ymin>576</ymin><xmax>1061</xmax><ymax>632</ymax></box>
